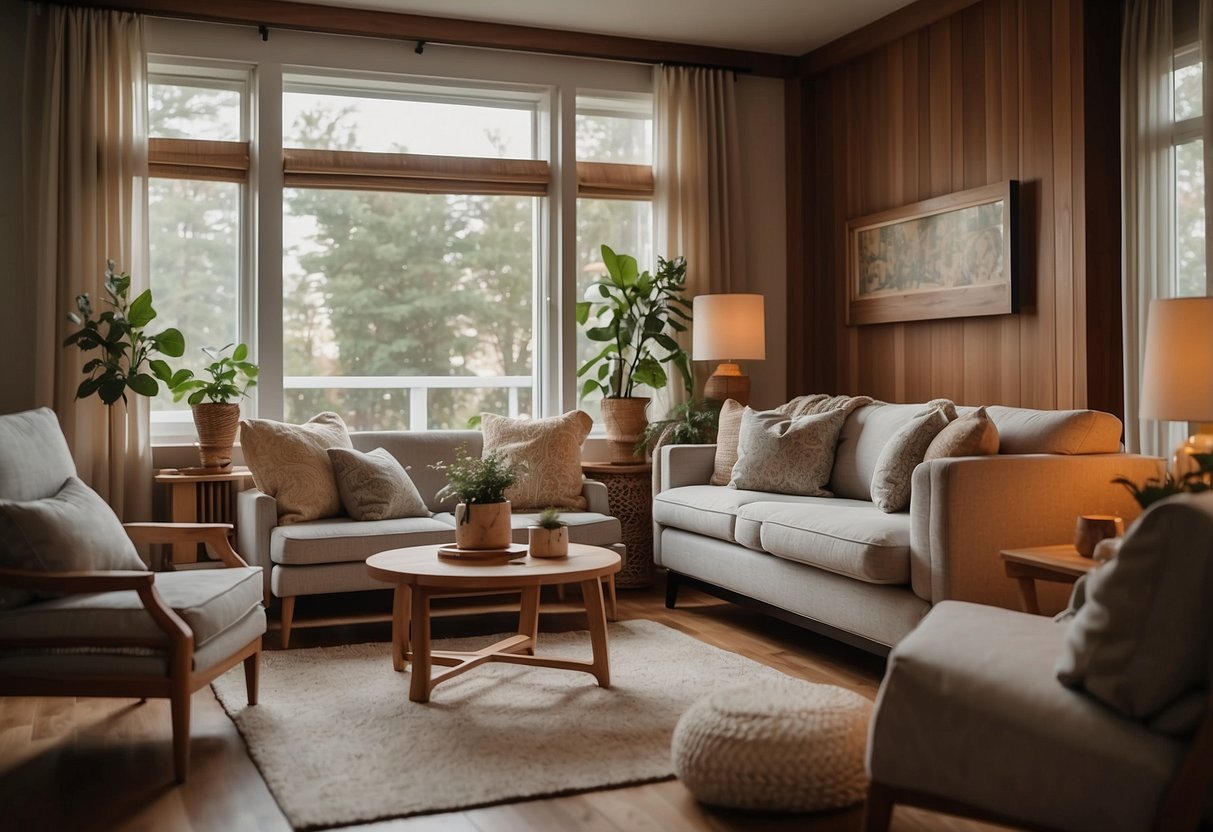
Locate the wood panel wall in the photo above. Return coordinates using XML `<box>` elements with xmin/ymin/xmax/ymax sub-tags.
<box><xmin>791</xmin><ymin>0</ymin><xmax>1123</xmax><ymax>413</ymax></box>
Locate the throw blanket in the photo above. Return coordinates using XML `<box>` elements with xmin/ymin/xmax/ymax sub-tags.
<box><xmin>775</xmin><ymin>393</ymin><xmax>878</xmax><ymax>419</ymax></box>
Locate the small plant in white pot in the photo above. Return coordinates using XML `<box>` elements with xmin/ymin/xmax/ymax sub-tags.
<box><xmin>434</xmin><ymin>447</ymin><xmax>519</xmax><ymax>551</ymax></box>
<box><xmin>163</xmin><ymin>343</ymin><xmax>258</xmax><ymax>470</ymax></box>
<box><xmin>528</xmin><ymin>507</ymin><xmax>569</xmax><ymax>558</ymax></box>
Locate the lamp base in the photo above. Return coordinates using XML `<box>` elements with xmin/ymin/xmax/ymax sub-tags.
<box><xmin>1173</xmin><ymin>425</ymin><xmax>1213</xmax><ymax>482</ymax></box>
<box><xmin>704</xmin><ymin>363</ymin><xmax>751</xmax><ymax>407</ymax></box>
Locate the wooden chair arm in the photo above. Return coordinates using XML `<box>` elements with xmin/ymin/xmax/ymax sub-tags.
<box><xmin>0</xmin><ymin>567</ymin><xmax>153</xmax><ymax>594</ymax></box>
<box><xmin>123</xmin><ymin>522</ymin><xmax>250</xmax><ymax>568</ymax></box>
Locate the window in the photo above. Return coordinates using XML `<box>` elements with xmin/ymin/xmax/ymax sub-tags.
<box><xmin>1173</xmin><ymin>43</ymin><xmax>1206</xmax><ymax>298</ymax></box>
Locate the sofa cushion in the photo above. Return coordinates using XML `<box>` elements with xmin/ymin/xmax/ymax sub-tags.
<box><xmin>736</xmin><ymin>501</ymin><xmax>911</xmax><ymax>584</ymax></box>
<box><xmin>0</xmin><ymin>408</ymin><xmax>77</xmax><ymax>502</ymax></box>
<box><xmin>655</xmin><ymin>485</ymin><xmax>827</xmax><ymax>544</ymax></box>
<box><xmin>710</xmin><ymin>399</ymin><xmax>746</xmax><ymax>487</ymax></box>
<box><xmin>730</xmin><ymin>408</ymin><xmax>847</xmax><ymax>496</ymax></box>
<box><xmin>0</xmin><ymin>567</ymin><xmax>263</xmax><ymax>651</ymax></box>
<box><xmin>271</xmin><ymin>516</ymin><xmax>457</xmax><ymax>565</ymax></box>
<box><xmin>830</xmin><ymin>403</ymin><xmax>918</xmax><ymax>501</ymax></box>
<box><xmin>240</xmin><ymin>412</ymin><xmax>353</xmax><ymax>524</ymax></box>
<box><xmin>433</xmin><ymin>510</ymin><xmax>623</xmax><ymax>547</ymax></box>
<box><xmin>986</xmin><ymin>406</ymin><xmax>1122</xmax><ymax>454</ymax></box>
<box><xmin>870</xmin><ymin>405</ymin><xmax>951</xmax><ymax>513</ymax></box>
<box><xmin>870</xmin><ymin>601</ymin><xmax>1184</xmax><ymax>832</ymax></box>
<box><xmin>925</xmin><ymin>405</ymin><xmax>1000</xmax><ymax>460</ymax></box>
<box><xmin>0</xmin><ymin>477</ymin><xmax>147</xmax><ymax>610</ymax></box>
<box><xmin>328</xmin><ymin>447</ymin><xmax>429</xmax><ymax>521</ymax></box>
<box><xmin>480</xmin><ymin>411</ymin><xmax>592</xmax><ymax>510</ymax></box>
<box><xmin>1056</xmin><ymin>493</ymin><xmax>1213</xmax><ymax>734</ymax></box>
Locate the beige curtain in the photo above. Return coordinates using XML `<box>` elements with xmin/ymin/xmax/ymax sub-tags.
<box><xmin>1122</xmin><ymin>0</ymin><xmax>1178</xmax><ymax>456</ymax></box>
<box><xmin>654</xmin><ymin>65</ymin><xmax>747</xmax><ymax>413</ymax></box>
<box><xmin>24</xmin><ymin>5</ymin><xmax>150</xmax><ymax>519</ymax></box>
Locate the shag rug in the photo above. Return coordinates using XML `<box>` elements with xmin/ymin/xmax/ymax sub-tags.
<box><xmin>212</xmin><ymin>619</ymin><xmax>793</xmax><ymax>830</ymax></box>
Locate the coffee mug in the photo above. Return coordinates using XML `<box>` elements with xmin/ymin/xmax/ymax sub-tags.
<box><xmin>1074</xmin><ymin>514</ymin><xmax>1124</xmax><ymax>558</ymax></box>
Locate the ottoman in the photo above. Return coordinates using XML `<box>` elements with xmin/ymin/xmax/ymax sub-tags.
<box><xmin>671</xmin><ymin>678</ymin><xmax>872</xmax><ymax>811</ymax></box>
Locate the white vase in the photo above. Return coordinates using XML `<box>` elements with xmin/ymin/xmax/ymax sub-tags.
<box><xmin>528</xmin><ymin>525</ymin><xmax>569</xmax><ymax>558</ymax></box>
<box><xmin>454</xmin><ymin>501</ymin><xmax>512</xmax><ymax>550</ymax></box>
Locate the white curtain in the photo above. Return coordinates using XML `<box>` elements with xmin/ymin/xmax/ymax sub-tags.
<box><xmin>1122</xmin><ymin>0</ymin><xmax>1178</xmax><ymax>456</ymax></box>
<box><xmin>24</xmin><ymin>5</ymin><xmax>150</xmax><ymax>519</ymax></box>
<box><xmin>654</xmin><ymin>65</ymin><xmax>747</xmax><ymax>413</ymax></box>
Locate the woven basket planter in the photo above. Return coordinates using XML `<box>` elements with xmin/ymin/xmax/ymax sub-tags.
<box><xmin>192</xmin><ymin>402</ymin><xmax>241</xmax><ymax>470</ymax></box>
<box><xmin>600</xmin><ymin>397</ymin><xmax>650</xmax><ymax>464</ymax></box>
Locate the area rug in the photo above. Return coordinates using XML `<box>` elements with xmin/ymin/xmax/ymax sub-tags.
<box><xmin>212</xmin><ymin>619</ymin><xmax>793</xmax><ymax>830</ymax></box>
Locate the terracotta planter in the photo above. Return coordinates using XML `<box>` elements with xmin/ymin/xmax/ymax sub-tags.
<box><xmin>528</xmin><ymin>525</ymin><xmax>569</xmax><ymax>558</ymax></box>
<box><xmin>600</xmin><ymin>396</ymin><xmax>650</xmax><ymax>465</ymax></box>
<box><xmin>192</xmin><ymin>402</ymin><xmax>241</xmax><ymax>470</ymax></box>
<box><xmin>454</xmin><ymin>501</ymin><xmax>513</xmax><ymax>550</ymax></box>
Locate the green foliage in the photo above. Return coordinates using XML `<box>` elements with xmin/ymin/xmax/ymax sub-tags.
<box><xmin>62</xmin><ymin>261</ymin><xmax>186</xmax><ymax>405</ymax></box>
<box><xmin>160</xmin><ymin>343</ymin><xmax>258</xmax><ymax>406</ymax></box>
<box><xmin>1113</xmin><ymin>453</ymin><xmax>1213</xmax><ymax>508</ymax></box>
<box><xmin>576</xmin><ymin>245</ymin><xmax>693</xmax><ymax>400</ymax></box>
<box><xmin>433</xmin><ymin>445</ymin><xmax>519</xmax><ymax>505</ymax></box>
<box><xmin>638</xmin><ymin>399</ymin><xmax>721</xmax><ymax>454</ymax></box>
<box><xmin>535</xmin><ymin>506</ymin><xmax>565</xmax><ymax>529</ymax></box>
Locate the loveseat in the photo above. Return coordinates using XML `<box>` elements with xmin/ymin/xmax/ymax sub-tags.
<box><xmin>237</xmin><ymin>429</ymin><xmax>624</xmax><ymax>646</ymax></box>
<box><xmin>654</xmin><ymin>401</ymin><xmax>1163</xmax><ymax>653</ymax></box>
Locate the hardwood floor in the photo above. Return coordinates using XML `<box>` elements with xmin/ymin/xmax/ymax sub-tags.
<box><xmin>0</xmin><ymin>579</ymin><xmax>1016</xmax><ymax>832</ymax></box>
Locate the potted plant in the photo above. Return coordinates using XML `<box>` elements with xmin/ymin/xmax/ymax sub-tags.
<box><xmin>637</xmin><ymin>399</ymin><xmax>721</xmax><ymax>457</ymax></box>
<box><xmin>576</xmin><ymin>244</ymin><xmax>693</xmax><ymax>464</ymax></box>
<box><xmin>63</xmin><ymin>260</ymin><xmax>185</xmax><ymax>405</ymax></box>
<box><xmin>528</xmin><ymin>506</ymin><xmax>569</xmax><ymax>558</ymax></box>
<box><xmin>164</xmin><ymin>343</ymin><xmax>259</xmax><ymax>470</ymax></box>
<box><xmin>434</xmin><ymin>446</ymin><xmax>519</xmax><ymax>550</ymax></box>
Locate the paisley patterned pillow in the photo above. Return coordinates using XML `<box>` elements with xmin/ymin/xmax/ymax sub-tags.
<box><xmin>481</xmin><ymin>411</ymin><xmax>593</xmax><ymax>510</ymax></box>
<box><xmin>729</xmin><ymin>408</ymin><xmax>848</xmax><ymax>496</ymax></box>
<box><xmin>328</xmin><ymin>447</ymin><xmax>428</xmax><ymax>521</ymax></box>
<box><xmin>870</xmin><ymin>405</ymin><xmax>951</xmax><ymax>513</ymax></box>
<box><xmin>240</xmin><ymin>412</ymin><xmax>352</xmax><ymax>524</ymax></box>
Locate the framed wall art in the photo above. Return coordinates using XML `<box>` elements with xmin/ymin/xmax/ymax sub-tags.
<box><xmin>846</xmin><ymin>180</ymin><xmax>1019</xmax><ymax>326</ymax></box>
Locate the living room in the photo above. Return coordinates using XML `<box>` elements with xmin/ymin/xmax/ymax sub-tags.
<box><xmin>1</xmin><ymin>0</ymin><xmax>1210</xmax><ymax>830</ymax></box>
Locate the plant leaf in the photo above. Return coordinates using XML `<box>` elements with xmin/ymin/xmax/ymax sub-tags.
<box><xmin>153</xmin><ymin>328</ymin><xmax>186</xmax><ymax>357</ymax></box>
<box><xmin>127</xmin><ymin>289</ymin><xmax>156</xmax><ymax>327</ymax></box>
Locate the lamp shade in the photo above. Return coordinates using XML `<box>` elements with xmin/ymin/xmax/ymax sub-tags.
<box><xmin>1140</xmin><ymin>297</ymin><xmax>1213</xmax><ymax>421</ymax></box>
<box><xmin>692</xmin><ymin>294</ymin><xmax>766</xmax><ymax>362</ymax></box>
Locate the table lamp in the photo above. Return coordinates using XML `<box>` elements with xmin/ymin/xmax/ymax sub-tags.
<box><xmin>1139</xmin><ymin>296</ymin><xmax>1213</xmax><ymax>476</ymax></box>
<box><xmin>692</xmin><ymin>293</ymin><xmax>766</xmax><ymax>407</ymax></box>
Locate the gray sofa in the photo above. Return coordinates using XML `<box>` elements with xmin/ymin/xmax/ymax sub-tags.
<box><xmin>654</xmin><ymin>402</ymin><xmax>1163</xmax><ymax>653</ymax></box>
<box><xmin>237</xmin><ymin>429</ymin><xmax>623</xmax><ymax>646</ymax></box>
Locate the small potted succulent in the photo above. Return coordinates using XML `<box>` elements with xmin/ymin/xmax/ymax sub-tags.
<box><xmin>528</xmin><ymin>506</ymin><xmax>569</xmax><ymax>558</ymax></box>
<box><xmin>164</xmin><ymin>343</ymin><xmax>259</xmax><ymax>470</ymax></box>
<box><xmin>434</xmin><ymin>446</ymin><xmax>519</xmax><ymax>550</ymax></box>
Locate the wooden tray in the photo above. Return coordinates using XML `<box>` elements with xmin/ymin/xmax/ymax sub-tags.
<box><xmin>436</xmin><ymin>543</ymin><xmax>528</xmax><ymax>562</ymax></box>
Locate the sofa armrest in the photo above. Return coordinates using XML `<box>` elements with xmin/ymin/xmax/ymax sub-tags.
<box><xmin>909</xmin><ymin>453</ymin><xmax>1164</xmax><ymax>611</ymax></box>
<box><xmin>581</xmin><ymin>479</ymin><xmax>610</xmax><ymax>515</ymax></box>
<box><xmin>655</xmin><ymin>444</ymin><xmax>717</xmax><ymax>493</ymax></box>
<box><xmin>237</xmin><ymin>488</ymin><xmax>278</xmax><ymax>595</ymax></box>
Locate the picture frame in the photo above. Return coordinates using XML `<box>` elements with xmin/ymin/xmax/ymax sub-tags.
<box><xmin>846</xmin><ymin>180</ymin><xmax>1019</xmax><ymax>326</ymax></box>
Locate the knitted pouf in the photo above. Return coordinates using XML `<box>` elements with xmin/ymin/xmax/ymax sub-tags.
<box><xmin>671</xmin><ymin>678</ymin><xmax>873</xmax><ymax>812</ymax></box>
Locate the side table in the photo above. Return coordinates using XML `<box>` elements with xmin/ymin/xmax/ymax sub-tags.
<box><xmin>999</xmin><ymin>545</ymin><xmax>1099</xmax><ymax>615</ymax></box>
<box><xmin>155</xmin><ymin>467</ymin><xmax>255</xmax><ymax>565</ymax></box>
<box><xmin>581</xmin><ymin>461</ymin><xmax>653</xmax><ymax>589</ymax></box>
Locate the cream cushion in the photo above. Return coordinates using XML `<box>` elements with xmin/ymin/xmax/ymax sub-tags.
<box><xmin>870</xmin><ymin>405</ymin><xmax>950</xmax><ymax>513</ymax></box>
<box><xmin>654</xmin><ymin>485</ymin><xmax>829</xmax><ymax>544</ymax></box>
<box><xmin>924</xmin><ymin>405</ymin><xmax>1000</xmax><ymax>459</ymax></box>
<box><xmin>480</xmin><ymin>411</ymin><xmax>592</xmax><ymax>510</ymax></box>
<box><xmin>986</xmin><ymin>406</ymin><xmax>1122</xmax><ymax>454</ymax></box>
<box><xmin>672</xmin><ymin>678</ymin><xmax>871</xmax><ymax>811</ymax></box>
<box><xmin>240</xmin><ymin>412</ymin><xmax>352</xmax><ymax>524</ymax></box>
<box><xmin>730</xmin><ymin>408</ymin><xmax>848</xmax><ymax>497</ymax></box>
<box><xmin>0</xmin><ymin>407</ymin><xmax>77</xmax><ymax>502</ymax></box>
<box><xmin>710</xmin><ymin>399</ymin><xmax>745</xmax><ymax>486</ymax></box>
<box><xmin>327</xmin><ymin>447</ymin><xmax>428</xmax><ymax>521</ymax></box>
<box><xmin>1056</xmin><ymin>492</ymin><xmax>1213</xmax><ymax>734</ymax></box>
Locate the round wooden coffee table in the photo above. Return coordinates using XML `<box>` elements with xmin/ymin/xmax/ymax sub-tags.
<box><xmin>366</xmin><ymin>543</ymin><xmax>621</xmax><ymax>703</ymax></box>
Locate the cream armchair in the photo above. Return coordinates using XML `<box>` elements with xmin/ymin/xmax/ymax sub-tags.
<box><xmin>0</xmin><ymin>408</ymin><xmax>265</xmax><ymax>783</ymax></box>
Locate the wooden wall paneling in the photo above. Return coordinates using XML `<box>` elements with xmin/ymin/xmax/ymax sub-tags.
<box><xmin>843</xmin><ymin>66</ymin><xmax>863</xmax><ymax>395</ymax></box>
<box><xmin>1052</xmin><ymin>0</ymin><xmax>1078</xmax><ymax>410</ymax></box>
<box><xmin>999</xmin><ymin>0</ymin><xmax>1024</xmax><ymax>406</ymax></box>
<box><xmin>784</xmin><ymin>77</ymin><xmax>806</xmax><ymax>398</ymax></box>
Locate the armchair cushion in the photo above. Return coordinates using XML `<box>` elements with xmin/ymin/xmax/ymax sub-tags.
<box><xmin>480</xmin><ymin>410</ymin><xmax>592</xmax><ymax>510</ymax></box>
<box><xmin>0</xmin><ymin>407</ymin><xmax>77</xmax><ymax>502</ymax></box>
<box><xmin>328</xmin><ymin>447</ymin><xmax>428</xmax><ymax>521</ymax></box>
<box><xmin>240</xmin><ymin>412</ymin><xmax>352</xmax><ymax>524</ymax></box>
<box><xmin>0</xmin><ymin>477</ymin><xmax>145</xmax><ymax>610</ymax></box>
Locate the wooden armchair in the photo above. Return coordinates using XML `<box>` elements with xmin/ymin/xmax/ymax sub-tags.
<box><xmin>0</xmin><ymin>408</ymin><xmax>266</xmax><ymax>783</ymax></box>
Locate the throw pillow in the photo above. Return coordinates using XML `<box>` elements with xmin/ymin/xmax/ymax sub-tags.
<box><xmin>710</xmin><ymin>399</ymin><xmax>745</xmax><ymax>486</ymax></box>
<box><xmin>480</xmin><ymin>410</ymin><xmax>592</xmax><ymax>510</ymax></box>
<box><xmin>869</xmin><ymin>405</ymin><xmax>951</xmax><ymax>512</ymax></box>
<box><xmin>1056</xmin><ymin>492</ymin><xmax>1213</xmax><ymax>735</ymax></box>
<box><xmin>328</xmin><ymin>447</ymin><xmax>428</xmax><ymax>522</ymax></box>
<box><xmin>924</xmin><ymin>406</ymin><xmax>1000</xmax><ymax>460</ymax></box>
<box><xmin>729</xmin><ymin>408</ymin><xmax>848</xmax><ymax>496</ymax></box>
<box><xmin>240</xmin><ymin>412</ymin><xmax>352</xmax><ymax>524</ymax></box>
<box><xmin>0</xmin><ymin>477</ymin><xmax>146</xmax><ymax>609</ymax></box>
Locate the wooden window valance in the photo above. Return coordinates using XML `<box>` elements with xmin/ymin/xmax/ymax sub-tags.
<box><xmin>148</xmin><ymin>138</ymin><xmax>249</xmax><ymax>182</ymax></box>
<box><xmin>576</xmin><ymin>162</ymin><xmax>654</xmax><ymax>199</ymax></box>
<box><xmin>282</xmin><ymin>148</ymin><xmax>550</xmax><ymax>196</ymax></box>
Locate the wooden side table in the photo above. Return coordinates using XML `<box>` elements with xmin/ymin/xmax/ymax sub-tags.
<box><xmin>999</xmin><ymin>545</ymin><xmax>1099</xmax><ymax>615</ymax></box>
<box><xmin>581</xmin><ymin>461</ymin><xmax>654</xmax><ymax>589</ymax></box>
<box><xmin>155</xmin><ymin>467</ymin><xmax>255</xmax><ymax>565</ymax></box>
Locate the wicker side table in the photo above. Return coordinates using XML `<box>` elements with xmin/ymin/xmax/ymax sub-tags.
<box><xmin>581</xmin><ymin>461</ymin><xmax>654</xmax><ymax>589</ymax></box>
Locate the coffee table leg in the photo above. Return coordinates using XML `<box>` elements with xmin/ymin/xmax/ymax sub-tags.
<box><xmin>409</xmin><ymin>586</ymin><xmax>432</xmax><ymax>703</ymax></box>
<box><xmin>391</xmin><ymin>585</ymin><xmax>411</xmax><ymax>672</ymax></box>
<box><xmin>517</xmin><ymin>585</ymin><xmax>540</xmax><ymax>656</ymax></box>
<box><xmin>580</xmin><ymin>578</ymin><xmax>610</xmax><ymax>688</ymax></box>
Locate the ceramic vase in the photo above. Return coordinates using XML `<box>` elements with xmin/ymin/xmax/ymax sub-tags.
<box><xmin>528</xmin><ymin>525</ymin><xmax>569</xmax><ymax>558</ymax></box>
<box><xmin>454</xmin><ymin>500</ymin><xmax>512</xmax><ymax>550</ymax></box>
